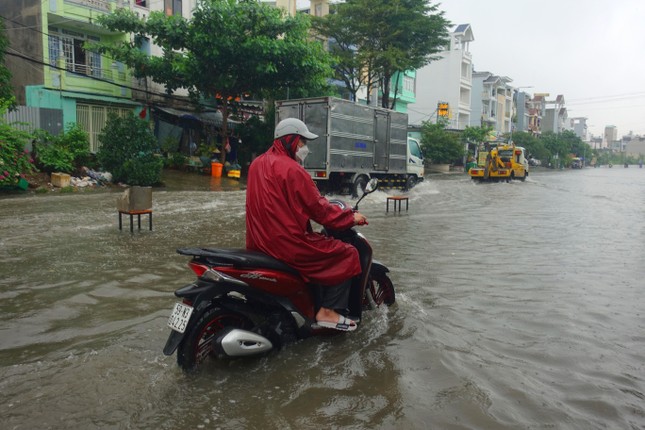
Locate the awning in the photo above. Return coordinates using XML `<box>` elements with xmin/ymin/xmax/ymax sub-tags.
<box><xmin>153</xmin><ymin>106</ymin><xmax>240</xmax><ymax>129</ymax></box>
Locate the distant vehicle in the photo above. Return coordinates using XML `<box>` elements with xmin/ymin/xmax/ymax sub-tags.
<box><xmin>571</xmin><ymin>157</ymin><xmax>583</xmax><ymax>169</ymax></box>
<box><xmin>529</xmin><ymin>157</ymin><xmax>541</xmax><ymax>167</ymax></box>
<box><xmin>468</xmin><ymin>142</ymin><xmax>529</xmax><ymax>182</ymax></box>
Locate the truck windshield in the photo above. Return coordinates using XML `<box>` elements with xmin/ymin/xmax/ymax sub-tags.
<box><xmin>408</xmin><ymin>139</ymin><xmax>422</xmax><ymax>158</ymax></box>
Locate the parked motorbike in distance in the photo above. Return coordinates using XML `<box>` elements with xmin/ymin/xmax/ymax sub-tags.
<box><xmin>163</xmin><ymin>178</ymin><xmax>396</xmax><ymax>371</ymax></box>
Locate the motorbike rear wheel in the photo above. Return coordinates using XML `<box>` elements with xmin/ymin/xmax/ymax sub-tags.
<box><xmin>177</xmin><ymin>306</ymin><xmax>253</xmax><ymax>371</ymax></box>
<box><xmin>364</xmin><ymin>273</ymin><xmax>396</xmax><ymax>309</ymax></box>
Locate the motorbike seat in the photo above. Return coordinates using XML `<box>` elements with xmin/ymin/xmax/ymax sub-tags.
<box><xmin>177</xmin><ymin>247</ymin><xmax>300</xmax><ymax>276</ymax></box>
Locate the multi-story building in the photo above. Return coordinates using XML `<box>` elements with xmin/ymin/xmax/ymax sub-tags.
<box><xmin>470</xmin><ymin>71</ymin><xmax>513</xmax><ymax>136</ymax></box>
<box><xmin>407</xmin><ymin>24</ymin><xmax>474</xmax><ymax>129</ymax></box>
<box><xmin>541</xmin><ymin>95</ymin><xmax>567</xmax><ymax>134</ymax></box>
<box><xmin>604</xmin><ymin>125</ymin><xmax>618</xmax><ymax>148</ymax></box>
<box><xmin>526</xmin><ymin>94</ymin><xmax>544</xmax><ymax>135</ymax></box>
<box><xmin>5</xmin><ymin>0</ymin><xmax>134</xmax><ymax>151</ymax></box>
<box><xmin>4</xmin><ymin>0</ymin><xmax>198</xmax><ymax>152</ymax></box>
<box><xmin>570</xmin><ymin>117</ymin><xmax>588</xmax><ymax>141</ymax></box>
<box><xmin>513</xmin><ymin>90</ymin><xmax>531</xmax><ymax>133</ymax></box>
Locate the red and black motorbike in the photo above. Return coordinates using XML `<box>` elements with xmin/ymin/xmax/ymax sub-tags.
<box><xmin>163</xmin><ymin>178</ymin><xmax>396</xmax><ymax>370</ymax></box>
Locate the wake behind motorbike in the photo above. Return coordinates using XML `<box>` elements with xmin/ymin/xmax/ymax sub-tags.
<box><xmin>163</xmin><ymin>178</ymin><xmax>396</xmax><ymax>370</ymax></box>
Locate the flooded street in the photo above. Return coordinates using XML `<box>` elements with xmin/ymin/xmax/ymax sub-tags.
<box><xmin>1</xmin><ymin>167</ymin><xmax>644</xmax><ymax>429</ymax></box>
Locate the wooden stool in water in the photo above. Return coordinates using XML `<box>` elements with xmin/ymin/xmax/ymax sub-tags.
<box><xmin>386</xmin><ymin>196</ymin><xmax>409</xmax><ymax>212</ymax></box>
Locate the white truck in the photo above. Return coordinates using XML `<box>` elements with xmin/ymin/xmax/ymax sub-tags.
<box><xmin>275</xmin><ymin>97</ymin><xmax>424</xmax><ymax>196</ymax></box>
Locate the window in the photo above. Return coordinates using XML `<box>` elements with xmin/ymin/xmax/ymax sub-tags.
<box><xmin>403</xmin><ymin>75</ymin><xmax>415</xmax><ymax>93</ymax></box>
<box><xmin>135</xmin><ymin>0</ymin><xmax>147</xmax><ymax>7</ymax></box>
<box><xmin>408</xmin><ymin>139</ymin><xmax>422</xmax><ymax>158</ymax></box>
<box><xmin>165</xmin><ymin>0</ymin><xmax>182</xmax><ymax>16</ymax></box>
<box><xmin>49</xmin><ymin>28</ymin><xmax>102</xmax><ymax>77</ymax></box>
<box><xmin>135</xmin><ymin>35</ymin><xmax>151</xmax><ymax>56</ymax></box>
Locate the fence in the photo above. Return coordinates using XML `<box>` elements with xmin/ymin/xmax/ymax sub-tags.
<box><xmin>2</xmin><ymin>106</ymin><xmax>64</xmax><ymax>138</ymax></box>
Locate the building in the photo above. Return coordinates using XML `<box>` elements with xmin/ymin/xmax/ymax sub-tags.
<box><xmin>4</xmin><ymin>0</ymin><xmax>202</xmax><ymax>152</ymax></box>
<box><xmin>541</xmin><ymin>95</ymin><xmax>567</xmax><ymax>134</ymax></box>
<box><xmin>470</xmin><ymin>71</ymin><xmax>513</xmax><ymax>135</ymax></box>
<box><xmin>569</xmin><ymin>117</ymin><xmax>588</xmax><ymax>141</ymax></box>
<box><xmin>604</xmin><ymin>125</ymin><xmax>618</xmax><ymax>148</ymax></box>
<box><xmin>513</xmin><ymin>90</ymin><xmax>531</xmax><ymax>133</ymax></box>
<box><xmin>5</xmin><ymin>0</ymin><xmax>136</xmax><ymax>151</ymax></box>
<box><xmin>407</xmin><ymin>24</ymin><xmax>474</xmax><ymax>129</ymax></box>
<box><xmin>624</xmin><ymin>136</ymin><xmax>645</xmax><ymax>159</ymax></box>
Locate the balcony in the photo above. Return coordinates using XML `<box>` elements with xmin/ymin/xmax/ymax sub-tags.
<box><xmin>66</xmin><ymin>0</ymin><xmax>111</xmax><ymax>13</ymax></box>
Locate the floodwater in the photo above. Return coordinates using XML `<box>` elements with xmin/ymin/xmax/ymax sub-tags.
<box><xmin>0</xmin><ymin>167</ymin><xmax>644</xmax><ymax>429</ymax></box>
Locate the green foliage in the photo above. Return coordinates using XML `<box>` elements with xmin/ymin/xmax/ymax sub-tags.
<box><xmin>461</xmin><ymin>125</ymin><xmax>493</xmax><ymax>144</ymax></box>
<box><xmin>33</xmin><ymin>124</ymin><xmax>91</xmax><ymax>174</ymax></box>
<box><xmin>97</xmin><ymin>113</ymin><xmax>162</xmax><ymax>186</ymax></box>
<box><xmin>511</xmin><ymin>131</ymin><xmax>549</xmax><ymax>163</ymax></box>
<box><xmin>315</xmin><ymin>0</ymin><xmax>450</xmax><ymax>108</ymax></box>
<box><xmin>0</xmin><ymin>113</ymin><xmax>36</xmax><ymax>186</ymax></box>
<box><xmin>420</xmin><ymin>120</ymin><xmax>464</xmax><ymax>164</ymax></box>
<box><xmin>91</xmin><ymin>1</ymin><xmax>333</xmax><ymax>163</ymax></box>
<box><xmin>0</xmin><ymin>20</ymin><xmax>16</xmax><ymax>110</ymax></box>
<box><xmin>165</xmin><ymin>152</ymin><xmax>187</xmax><ymax>169</ymax></box>
<box><xmin>536</xmin><ymin>130</ymin><xmax>592</xmax><ymax>167</ymax></box>
<box><xmin>34</xmin><ymin>136</ymin><xmax>74</xmax><ymax>173</ymax></box>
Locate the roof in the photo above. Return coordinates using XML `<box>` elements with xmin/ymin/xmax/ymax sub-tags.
<box><xmin>453</xmin><ymin>24</ymin><xmax>474</xmax><ymax>42</ymax></box>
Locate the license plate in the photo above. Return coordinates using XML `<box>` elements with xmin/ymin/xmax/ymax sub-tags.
<box><xmin>167</xmin><ymin>302</ymin><xmax>193</xmax><ymax>333</ymax></box>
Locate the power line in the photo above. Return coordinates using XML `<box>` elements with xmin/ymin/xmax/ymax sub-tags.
<box><xmin>3</xmin><ymin>49</ymin><xmax>188</xmax><ymax>104</ymax></box>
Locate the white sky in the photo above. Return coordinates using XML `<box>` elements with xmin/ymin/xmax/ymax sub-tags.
<box><xmin>298</xmin><ymin>0</ymin><xmax>645</xmax><ymax>137</ymax></box>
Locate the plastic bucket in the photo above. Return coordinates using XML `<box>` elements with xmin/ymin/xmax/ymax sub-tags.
<box><xmin>211</xmin><ymin>162</ymin><xmax>223</xmax><ymax>177</ymax></box>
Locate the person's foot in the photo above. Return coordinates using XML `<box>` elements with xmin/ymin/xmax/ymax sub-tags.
<box><xmin>315</xmin><ymin>307</ymin><xmax>357</xmax><ymax>332</ymax></box>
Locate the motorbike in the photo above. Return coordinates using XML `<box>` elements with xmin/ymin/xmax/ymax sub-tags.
<box><xmin>163</xmin><ymin>178</ymin><xmax>396</xmax><ymax>370</ymax></box>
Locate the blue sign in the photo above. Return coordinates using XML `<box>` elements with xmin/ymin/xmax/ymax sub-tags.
<box><xmin>355</xmin><ymin>141</ymin><xmax>367</xmax><ymax>149</ymax></box>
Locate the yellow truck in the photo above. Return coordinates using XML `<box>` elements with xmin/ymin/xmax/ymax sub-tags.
<box><xmin>468</xmin><ymin>142</ymin><xmax>529</xmax><ymax>182</ymax></box>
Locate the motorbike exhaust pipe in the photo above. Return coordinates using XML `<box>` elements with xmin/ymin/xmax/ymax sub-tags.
<box><xmin>215</xmin><ymin>328</ymin><xmax>273</xmax><ymax>357</ymax></box>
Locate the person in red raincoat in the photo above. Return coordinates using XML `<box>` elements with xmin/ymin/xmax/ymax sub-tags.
<box><xmin>246</xmin><ymin>118</ymin><xmax>367</xmax><ymax>331</ymax></box>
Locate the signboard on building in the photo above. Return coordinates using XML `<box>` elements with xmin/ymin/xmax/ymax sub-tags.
<box><xmin>437</xmin><ymin>102</ymin><xmax>449</xmax><ymax>118</ymax></box>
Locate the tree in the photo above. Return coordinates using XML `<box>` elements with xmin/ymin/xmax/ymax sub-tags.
<box><xmin>420</xmin><ymin>119</ymin><xmax>464</xmax><ymax>164</ymax></box>
<box><xmin>92</xmin><ymin>0</ymin><xmax>333</xmax><ymax>164</ymax></box>
<box><xmin>0</xmin><ymin>19</ymin><xmax>16</xmax><ymax>110</ymax></box>
<box><xmin>461</xmin><ymin>125</ymin><xmax>493</xmax><ymax>145</ymax></box>
<box><xmin>311</xmin><ymin>8</ymin><xmax>378</xmax><ymax>102</ymax></box>
<box><xmin>511</xmin><ymin>131</ymin><xmax>548</xmax><ymax>163</ymax></box>
<box><xmin>315</xmin><ymin>0</ymin><xmax>450</xmax><ymax>109</ymax></box>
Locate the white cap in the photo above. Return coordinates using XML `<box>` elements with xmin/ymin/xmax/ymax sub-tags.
<box><xmin>274</xmin><ymin>118</ymin><xmax>318</xmax><ymax>140</ymax></box>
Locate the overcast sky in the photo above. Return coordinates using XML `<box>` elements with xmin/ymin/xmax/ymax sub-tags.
<box><xmin>298</xmin><ymin>0</ymin><xmax>645</xmax><ymax>137</ymax></box>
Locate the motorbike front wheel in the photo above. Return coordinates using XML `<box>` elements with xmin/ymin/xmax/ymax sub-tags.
<box><xmin>364</xmin><ymin>273</ymin><xmax>396</xmax><ymax>309</ymax></box>
<box><xmin>177</xmin><ymin>306</ymin><xmax>253</xmax><ymax>371</ymax></box>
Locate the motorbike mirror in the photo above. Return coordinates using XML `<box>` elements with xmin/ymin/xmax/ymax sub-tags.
<box><xmin>353</xmin><ymin>178</ymin><xmax>379</xmax><ymax>211</ymax></box>
<box><xmin>365</xmin><ymin>178</ymin><xmax>379</xmax><ymax>194</ymax></box>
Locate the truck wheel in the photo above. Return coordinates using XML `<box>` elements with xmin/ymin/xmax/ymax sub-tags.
<box><xmin>405</xmin><ymin>176</ymin><xmax>416</xmax><ymax>191</ymax></box>
<box><xmin>352</xmin><ymin>176</ymin><xmax>367</xmax><ymax>198</ymax></box>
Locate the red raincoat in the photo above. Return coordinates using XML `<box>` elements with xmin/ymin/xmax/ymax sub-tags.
<box><xmin>246</xmin><ymin>137</ymin><xmax>361</xmax><ymax>286</ymax></box>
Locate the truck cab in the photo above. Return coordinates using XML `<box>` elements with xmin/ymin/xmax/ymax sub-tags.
<box><xmin>406</xmin><ymin>137</ymin><xmax>425</xmax><ymax>188</ymax></box>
